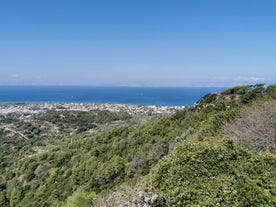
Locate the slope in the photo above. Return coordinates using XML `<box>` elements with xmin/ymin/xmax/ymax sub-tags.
<box><xmin>0</xmin><ymin>84</ymin><xmax>275</xmax><ymax>207</ymax></box>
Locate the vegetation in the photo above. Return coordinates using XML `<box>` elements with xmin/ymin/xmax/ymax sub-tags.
<box><xmin>0</xmin><ymin>84</ymin><xmax>275</xmax><ymax>206</ymax></box>
<box><xmin>147</xmin><ymin>139</ymin><xmax>276</xmax><ymax>206</ymax></box>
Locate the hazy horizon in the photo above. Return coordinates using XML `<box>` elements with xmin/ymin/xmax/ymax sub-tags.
<box><xmin>0</xmin><ymin>84</ymin><xmax>228</xmax><ymax>88</ymax></box>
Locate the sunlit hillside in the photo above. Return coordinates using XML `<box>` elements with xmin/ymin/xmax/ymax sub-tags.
<box><xmin>0</xmin><ymin>84</ymin><xmax>275</xmax><ymax>206</ymax></box>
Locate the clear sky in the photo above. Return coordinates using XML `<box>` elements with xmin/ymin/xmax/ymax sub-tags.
<box><xmin>0</xmin><ymin>0</ymin><xmax>275</xmax><ymax>86</ymax></box>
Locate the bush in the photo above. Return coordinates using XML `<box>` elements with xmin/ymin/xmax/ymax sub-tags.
<box><xmin>147</xmin><ymin>138</ymin><xmax>276</xmax><ymax>206</ymax></box>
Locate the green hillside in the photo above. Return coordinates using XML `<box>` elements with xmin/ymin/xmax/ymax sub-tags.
<box><xmin>0</xmin><ymin>84</ymin><xmax>275</xmax><ymax>206</ymax></box>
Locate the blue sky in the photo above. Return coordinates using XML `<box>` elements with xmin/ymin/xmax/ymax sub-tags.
<box><xmin>0</xmin><ymin>0</ymin><xmax>275</xmax><ymax>86</ymax></box>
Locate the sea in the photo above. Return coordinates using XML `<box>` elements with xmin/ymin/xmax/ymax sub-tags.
<box><xmin>0</xmin><ymin>86</ymin><xmax>225</xmax><ymax>106</ymax></box>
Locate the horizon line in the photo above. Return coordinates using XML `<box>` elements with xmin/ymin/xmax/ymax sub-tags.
<box><xmin>0</xmin><ymin>84</ymin><xmax>231</xmax><ymax>88</ymax></box>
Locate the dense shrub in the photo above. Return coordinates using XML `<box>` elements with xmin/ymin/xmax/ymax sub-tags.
<box><xmin>147</xmin><ymin>139</ymin><xmax>276</xmax><ymax>206</ymax></box>
<box><xmin>0</xmin><ymin>84</ymin><xmax>275</xmax><ymax>206</ymax></box>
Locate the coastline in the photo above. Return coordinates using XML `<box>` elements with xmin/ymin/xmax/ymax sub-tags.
<box><xmin>0</xmin><ymin>102</ymin><xmax>183</xmax><ymax>118</ymax></box>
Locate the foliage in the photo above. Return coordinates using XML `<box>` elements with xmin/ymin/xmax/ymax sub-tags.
<box><xmin>35</xmin><ymin>109</ymin><xmax>132</xmax><ymax>134</ymax></box>
<box><xmin>146</xmin><ymin>138</ymin><xmax>276</xmax><ymax>206</ymax></box>
<box><xmin>221</xmin><ymin>84</ymin><xmax>265</xmax><ymax>96</ymax></box>
<box><xmin>0</xmin><ymin>84</ymin><xmax>275</xmax><ymax>206</ymax></box>
<box><xmin>266</xmin><ymin>84</ymin><xmax>276</xmax><ymax>99</ymax></box>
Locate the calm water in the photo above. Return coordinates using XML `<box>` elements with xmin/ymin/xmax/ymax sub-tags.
<box><xmin>0</xmin><ymin>86</ymin><xmax>225</xmax><ymax>106</ymax></box>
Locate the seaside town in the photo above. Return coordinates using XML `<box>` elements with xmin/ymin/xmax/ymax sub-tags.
<box><xmin>0</xmin><ymin>102</ymin><xmax>183</xmax><ymax>118</ymax></box>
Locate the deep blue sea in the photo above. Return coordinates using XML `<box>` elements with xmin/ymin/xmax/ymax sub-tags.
<box><xmin>0</xmin><ymin>86</ymin><xmax>225</xmax><ymax>106</ymax></box>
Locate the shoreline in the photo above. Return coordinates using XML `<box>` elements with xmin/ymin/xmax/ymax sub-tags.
<box><xmin>0</xmin><ymin>102</ymin><xmax>183</xmax><ymax>117</ymax></box>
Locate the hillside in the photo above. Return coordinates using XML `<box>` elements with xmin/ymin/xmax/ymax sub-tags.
<box><xmin>0</xmin><ymin>84</ymin><xmax>275</xmax><ymax>207</ymax></box>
